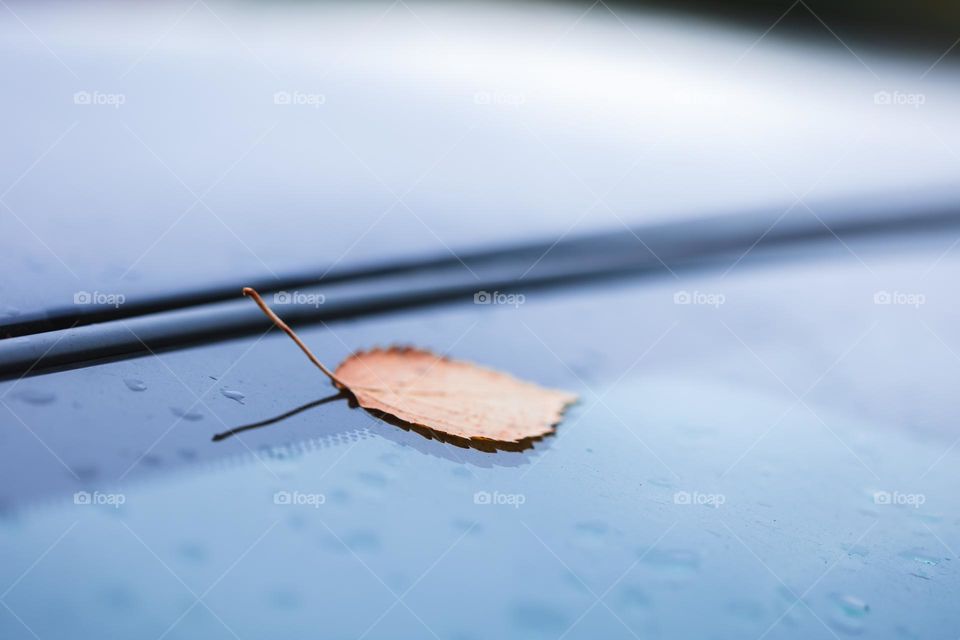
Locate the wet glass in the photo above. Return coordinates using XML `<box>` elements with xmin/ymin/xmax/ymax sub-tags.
<box><xmin>1</xmin><ymin>239</ymin><xmax>957</xmax><ymax>639</ymax></box>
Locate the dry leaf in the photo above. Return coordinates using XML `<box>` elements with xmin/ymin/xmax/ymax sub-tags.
<box><xmin>335</xmin><ymin>346</ymin><xmax>577</xmax><ymax>442</ymax></box>
<box><xmin>242</xmin><ymin>288</ymin><xmax>577</xmax><ymax>445</ymax></box>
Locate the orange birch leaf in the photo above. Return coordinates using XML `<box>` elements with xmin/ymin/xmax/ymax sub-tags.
<box><xmin>242</xmin><ymin>288</ymin><xmax>577</xmax><ymax>445</ymax></box>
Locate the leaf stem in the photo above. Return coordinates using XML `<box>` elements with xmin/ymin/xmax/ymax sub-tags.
<box><xmin>242</xmin><ymin>287</ymin><xmax>343</xmax><ymax>387</ymax></box>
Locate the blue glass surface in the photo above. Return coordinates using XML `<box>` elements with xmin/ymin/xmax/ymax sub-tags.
<box><xmin>3</xmin><ymin>1</ymin><xmax>960</xmax><ymax>318</ymax></box>
<box><xmin>1</xmin><ymin>242</ymin><xmax>958</xmax><ymax>639</ymax></box>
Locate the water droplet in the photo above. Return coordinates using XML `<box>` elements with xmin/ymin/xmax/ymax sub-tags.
<box><xmin>13</xmin><ymin>389</ymin><xmax>56</xmax><ymax>405</ymax></box>
<box><xmin>220</xmin><ymin>388</ymin><xmax>245</xmax><ymax>404</ymax></box>
<box><xmin>379</xmin><ymin>452</ymin><xmax>401</xmax><ymax>467</ymax></box>
<box><xmin>452</xmin><ymin>518</ymin><xmax>481</xmax><ymax>535</ymax></box>
<box><xmin>640</xmin><ymin>548</ymin><xmax>701</xmax><ymax>580</ymax></box>
<box><xmin>561</xmin><ymin>569</ymin><xmax>589</xmax><ymax>593</ymax></box>
<box><xmin>835</xmin><ymin>594</ymin><xmax>869</xmax><ymax>617</ymax></box>
<box><xmin>356</xmin><ymin>471</ymin><xmax>388</xmax><ymax>488</ymax></box>
<box><xmin>648</xmin><ymin>477</ymin><xmax>675</xmax><ymax>489</ymax></box>
<box><xmin>329</xmin><ymin>488</ymin><xmax>351</xmax><ymax>505</ymax></box>
<box><xmin>843</xmin><ymin>544</ymin><xmax>870</xmax><ymax>558</ymax></box>
<box><xmin>124</xmin><ymin>378</ymin><xmax>147</xmax><ymax>392</ymax></box>
<box><xmin>573</xmin><ymin>520</ymin><xmax>609</xmax><ymax>548</ymax></box>
<box><xmin>641</xmin><ymin>548</ymin><xmax>700</xmax><ymax>568</ymax></box>
<box><xmin>508</xmin><ymin>602</ymin><xmax>568</xmax><ymax>632</ymax></box>
<box><xmin>74</xmin><ymin>465</ymin><xmax>99</xmax><ymax>481</ymax></box>
<box><xmin>100</xmin><ymin>585</ymin><xmax>138</xmax><ymax>610</ymax></box>
<box><xmin>899</xmin><ymin>549</ymin><xmax>940</xmax><ymax>566</ymax></box>
<box><xmin>385</xmin><ymin>571</ymin><xmax>409</xmax><ymax>593</ymax></box>
<box><xmin>267</xmin><ymin>588</ymin><xmax>301</xmax><ymax>610</ymax></box>
<box><xmin>343</xmin><ymin>530</ymin><xmax>380</xmax><ymax>553</ymax></box>
<box><xmin>177</xmin><ymin>542</ymin><xmax>208</xmax><ymax>565</ymax></box>
<box><xmin>828</xmin><ymin>593</ymin><xmax>869</xmax><ymax>635</ymax></box>
<box><xmin>142</xmin><ymin>454</ymin><xmax>163</xmax><ymax>468</ymax></box>
<box><xmin>170</xmin><ymin>407</ymin><xmax>203</xmax><ymax>421</ymax></box>
<box><xmin>575</xmin><ymin>521</ymin><xmax>608</xmax><ymax>536</ymax></box>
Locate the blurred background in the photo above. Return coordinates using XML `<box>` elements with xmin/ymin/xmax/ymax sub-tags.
<box><xmin>2</xmin><ymin>0</ymin><xmax>959</xmax><ymax>322</ymax></box>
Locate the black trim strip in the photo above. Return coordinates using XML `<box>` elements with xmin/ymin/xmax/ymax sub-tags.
<box><xmin>1</xmin><ymin>190</ymin><xmax>959</xmax><ymax>379</ymax></box>
<box><xmin>5</xmin><ymin>188</ymin><xmax>959</xmax><ymax>340</ymax></box>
